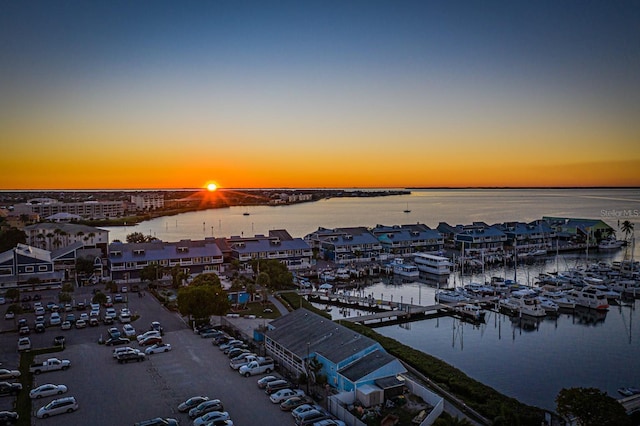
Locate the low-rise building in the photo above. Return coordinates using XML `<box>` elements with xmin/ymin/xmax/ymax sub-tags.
<box><xmin>265</xmin><ymin>308</ymin><xmax>407</xmax><ymax>396</ymax></box>
<box><xmin>305</xmin><ymin>227</ymin><xmax>382</xmax><ymax>265</ymax></box>
<box><xmin>23</xmin><ymin>223</ymin><xmax>109</xmax><ymax>254</ymax></box>
<box><xmin>225</xmin><ymin>230</ymin><xmax>313</xmax><ymax>272</ymax></box>
<box><xmin>0</xmin><ymin>244</ymin><xmax>63</xmax><ymax>289</ymax></box>
<box><xmin>108</xmin><ymin>238</ymin><xmax>224</xmax><ymax>283</ymax></box>
<box><xmin>371</xmin><ymin>223</ymin><xmax>443</xmax><ymax>256</ymax></box>
<box><xmin>13</xmin><ymin>198</ymin><xmax>124</xmax><ymax>219</ymax></box>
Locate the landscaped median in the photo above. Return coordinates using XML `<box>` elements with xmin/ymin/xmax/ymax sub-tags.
<box><xmin>17</xmin><ymin>346</ymin><xmax>64</xmax><ymax>425</ymax></box>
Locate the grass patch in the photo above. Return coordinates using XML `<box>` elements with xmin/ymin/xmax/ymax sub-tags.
<box><xmin>17</xmin><ymin>346</ymin><xmax>65</xmax><ymax>425</ymax></box>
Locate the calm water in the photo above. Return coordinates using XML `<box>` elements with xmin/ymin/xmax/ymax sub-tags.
<box><xmin>105</xmin><ymin>188</ymin><xmax>640</xmax><ymax>410</ymax></box>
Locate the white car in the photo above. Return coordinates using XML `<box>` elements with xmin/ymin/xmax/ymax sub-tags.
<box><xmin>0</xmin><ymin>369</ymin><xmax>20</xmax><ymax>380</ymax></box>
<box><xmin>29</xmin><ymin>383</ymin><xmax>68</xmax><ymax>399</ymax></box>
<box><xmin>269</xmin><ymin>388</ymin><xmax>305</xmax><ymax>404</ymax></box>
<box><xmin>61</xmin><ymin>321</ymin><xmax>72</xmax><ymax>330</ymax></box>
<box><xmin>112</xmin><ymin>346</ymin><xmax>141</xmax><ymax>359</ymax></box>
<box><xmin>49</xmin><ymin>312</ymin><xmax>61</xmax><ymax>325</ymax></box>
<box><xmin>36</xmin><ymin>396</ymin><xmax>78</xmax><ymax>418</ymax></box>
<box><xmin>144</xmin><ymin>343</ymin><xmax>172</xmax><ymax>355</ymax></box>
<box><xmin>4</xmin><ymin>311</ymin><xmax>15</xmax><ymax>320</ymax></box>
<box><xmin>122</xmin><ymin>324</ymin><xmax>136</xmax><ymax>337</ymax></box>
<box><xmin>192</xmin><ymin>410</ymin><xmax>230</xmax><ymax>426</ymax></box>
<box><xmin>136</xmin><ymin>330</ymin><xmax>161</xmax><ymax>343</ymax></box>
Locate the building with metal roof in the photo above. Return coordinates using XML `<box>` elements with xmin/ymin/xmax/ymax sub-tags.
<box><xmin>108</xmin><ymin>238</ymin><xmax>223</xmax><ymax>283</ymax></box>
<box><xmin>265</xmin><ymin>308</ymin><xmax>406</xmax><ymax>396</ymax></box>
<box><xmin>370</xmin><ymin>223</ymin><xmax>444</xmax><ymax>256</ymax></box>
<box><xmin>226</xmin><ymin>230</ymin><xmax>313</xmax><ymax>272</ymax></box>
<box><xmin>0</xmin><ymin>244</ymin><xmax>63</xmax><ymax>288</ymax></box>
<box><xmin>304</xmin><ymin>227</ymin><xmax>383</xmax><ymax>265</ymax></box>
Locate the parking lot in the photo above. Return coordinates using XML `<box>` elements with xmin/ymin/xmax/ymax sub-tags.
<box><xmin>0</xmin><ymin>286</ymin><xmax>306</xmax><ymax>425</ymax></box>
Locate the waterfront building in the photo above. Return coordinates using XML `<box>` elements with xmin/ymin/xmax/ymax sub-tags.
<box><xmin>13</xmin><ymin>198</ymin><xmax>124</xmax><ymax>219</ymax></box>
<box><xmin>499</xmin><ymin>220</ymin><xmax>556</xmax><ymax>252</ymax></box>
<box><xmin>371</xmin><ymin>223</ymin><xmax>444</xmax><ymax>256</ymax></box>
<box><xmin>448</xmin><ymin>222</ymin><xmax>508</xmax><ymax>256</ymax></box>
<box><xmin>24</xmin><ymin>223</ymin><xmax>109</xmax><ymax>254</ymax></box>
<box><xmin>304</xmin><ymin>227</ymin><xmax>383</xmax><ymax>265</ymax></box>
<box><xmin>264</xmin><ymin>308</ymin><xmax>407</xmax><ymax>399</ymax></box>
<box><xmin>543</xmin><ymin>217</ymin><xmax>614</xmax><ymax>245</ymax></box>
<box><xmin>0</xmin><ymin>244</ymin><xmax>63</xmax><ymax>289</ymax></box>
<box><xmin>130</xmin><ymin>192</ymin><xmax>165</xmax><ymax>211</ymax></box>
<box><xmin>108</xmin><ymin>238</ymin><xmax>224</xmax><ymax>283</ymax></box>
<box><xmin>222</xmin><ymin>230</ymin><xmax>313</xmax><ymax>272</ymax></box>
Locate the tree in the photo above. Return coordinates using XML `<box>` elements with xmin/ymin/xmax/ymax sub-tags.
<box><xmin>58</xmin><ymin>292</ymin><xmax>72</xmax><ymax>303</ymax></box>
<box><xmin>190</xmin><ymin>273</ymin><xmax>221</xmax><ymax>287</ymax></box>
<box><xmin>556</xmin><ymin>387</ymin><xmax>631</xmax><ymax>426</ymax></box>
<box><xmin>621</xmin><ymin>220</ymin><xmax>635</xmax><ymax>241</ymax></box>
<box><xmin>250</xmin><ymin>259</ymin><xmax>293</xmax><ymax>290</ymax></box>
<box><xmin>5</xmin><ymin>288</ymin><xmax>20</xmax><ymax>303</ymax></box>
<box><xmin>92</xmin><ymin>292</ymin><xmax>107</xmax><ymax>305</ymax></box>
<box><xmin>169</xmin><ymin>266</ymin><xmax>188</xmax><ymax>289</ymax></box>
<box><xmin>140</xmin><ymin>264</ymin><xmax>163</xmax><ymax>282</ymax></box>
<box><xmin>76</xmin><ymin>257</ymin><xmax>95</xmax><ymax>276</ymax></box>
<box><xmin>0</xmin><ymin>228</ymin><xmax>26</xmax><ymax>252</ymax></box>
<box><xmin>177</xmin><ymin>283</ymin><xmax>230</xmax><ymax>323</ymax></box>
<box><xmin>126</xmin><ymin>232</ymin><xmax>155</xmax><ymax>243</ymax></box>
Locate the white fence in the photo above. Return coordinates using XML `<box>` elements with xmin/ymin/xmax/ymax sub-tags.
<box><xmin>326</xmin><ymin>375</ymin><xmax>444</xmax><ymax>426</ymax></box>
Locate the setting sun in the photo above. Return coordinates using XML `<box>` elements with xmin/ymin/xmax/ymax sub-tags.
<box><xmin>207</xmin><ymin>183</ymin><xmax>218</xmax><ymax>192</ymax></box>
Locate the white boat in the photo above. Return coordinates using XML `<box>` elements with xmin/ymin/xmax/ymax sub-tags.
<box><xmin>566</xmin><ymin>286</ymin><xmax>610</xmax><ymax>310</ymax></box>
<box><xmin>541</xmin><ymin>290</ymin><xmax>576</xmax><ymax>309</ymax></box>
<box><xmin>535</xmin><ymin>296</ymin><xmax>559</xmax><ymax>313</ymax></box>
<box><xmin>599</xmin><ymin>238</ymin><xmax>624</xmax><ymax>250</ymax></box>
<box><xmin>390</xmin><ymin>258</ymin><xmax>420</xmax><ymax>278</ymax></box>
<box><xmin>435</xmin><ymin>289</ymin><xmax>470</xmax><ymax>304</ymax></box>
<box><xmin>335</xmin><ymin>268</ymin><xmax>350</xmax><ymax>280</ymax></box>
<box><xmin>452</xmin><ymin>303</ymin><xmax>486</xmax><ymax>322</ymax></box>
<box><xmin>499</xmin><ymin>294</ymin><xmax>546</xmax><ymax>317</ymax></box>
<box><xmin>414</xmin><ymin>253</ymin><xmax>452</xmax><ymax>276</ymax></box>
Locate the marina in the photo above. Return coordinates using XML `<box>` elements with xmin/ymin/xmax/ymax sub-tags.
<box><xmin>102</xmin><ymin>188</ymin><xmax>640</xmax><ymax>412</ymax></box>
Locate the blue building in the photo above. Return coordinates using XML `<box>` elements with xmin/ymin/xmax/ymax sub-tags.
<box><xmin>265</xmin><ymin>309</ymin><xmax>406</xmax><ymax>404</ymax></box>
<box><xmin>0</xmin><ymin>244</ymin><xmax>62</xmax><ymax>289</ymax></box>
<box><xmin>371</xmin><ymin>223</ymin><xmax>444</xmax><ymax>256</ymax></box>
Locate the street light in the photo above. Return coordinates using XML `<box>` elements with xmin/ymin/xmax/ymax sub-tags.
<box><xmin>306</xmin><ymin>342</ymin><xmax>310</xmax><ymax>395</ymax></box>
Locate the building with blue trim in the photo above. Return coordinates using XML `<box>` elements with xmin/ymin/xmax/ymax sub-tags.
<box><xmin>265</xmin><ymin>308</ymin><xmax>406</xmax><ymax>405</ymax></box>
<box><xmin>370</xmin><ymin>223</ymin><xmax>443</xmax><ymax>256</ymax></box>
<box><xmin>304</xmin><ymin>227</ymin><xmax>383</xmax><ymax>265</ymax></box>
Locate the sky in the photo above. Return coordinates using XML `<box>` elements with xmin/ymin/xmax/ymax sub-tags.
<box><xmin>1</xmin><ymin>1</ymin><xmax>639</xmax><ymax>190</ymax></box>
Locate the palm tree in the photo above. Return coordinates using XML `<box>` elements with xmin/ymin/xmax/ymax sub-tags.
<box><xmin>621</xmin><ymin>220</ymin><xmax>635</xmax><ymax>241</ymax></box>
<box><xmin>45</xmin><ymin>232</ymin><xmax>54</xmax><ymax>250</ymax></box>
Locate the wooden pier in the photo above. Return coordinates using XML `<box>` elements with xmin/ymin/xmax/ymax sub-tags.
<box><xmin>304</xmin><ymin>291</ymin><xmax>495</xmax><ymax>326</ymax></box>
<box><xmin>619</xmin><ymin>393</ymin><xmax>640</xmax><ymax>414</ymax></box>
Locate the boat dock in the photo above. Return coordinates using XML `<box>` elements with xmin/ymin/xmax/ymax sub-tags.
<box><xmin>619</xmin><ymin>393</ymin><xmax>640</xmax><ymax>414</ymax></box>
<box><xmin>305</xmin><ymin>290</ymin><xmax>495</xmax><ymax>326</ymax></box>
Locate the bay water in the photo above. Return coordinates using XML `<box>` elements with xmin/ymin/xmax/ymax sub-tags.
<box><xmin>105</xmin><ymin>188</ymin><xmax>640</xmax><ymax>410</ymax></box>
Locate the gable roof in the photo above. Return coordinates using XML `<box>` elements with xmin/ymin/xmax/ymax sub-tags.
<box><xmin>266</xmin><ymin>308</ymin><xmax>378</xmax><ymax>364</ymax></box>
<box><xmin>338</xmin><ymin>349</ymin><xmax>399</xmax><ymax>382</ymax></box>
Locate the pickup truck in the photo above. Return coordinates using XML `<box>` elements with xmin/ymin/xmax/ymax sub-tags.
<box><xmin>29</xmin><ymin>358</ymin><xmax>71</xmax><ymax>374</ymax></box>
<box><xmin>229</xmin><ymin>353</ymin><xmax>258</xmax><ymax>370</ymax></box>
<box><xmin>239</xmin><ymin>357</ymin><xmax>275</xmax><ymax>377</ymax></box>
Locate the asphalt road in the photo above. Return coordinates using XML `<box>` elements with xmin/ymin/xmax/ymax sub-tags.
<box><xmin>0</xmin><ymin>286</ymin><xmax>301</xmax><ymax>426</ymax></box>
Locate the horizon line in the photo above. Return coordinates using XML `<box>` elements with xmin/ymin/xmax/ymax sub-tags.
<box><xmin>1</xmin><ymin>185</ymin><xmax>639</xmax><ymax>192</ymax></box>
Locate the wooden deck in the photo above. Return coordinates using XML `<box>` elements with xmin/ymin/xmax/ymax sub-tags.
<box><xmin>619</xmin><ymin>393</ymin><xmax>640</xmax><ymax>414</ymax></box>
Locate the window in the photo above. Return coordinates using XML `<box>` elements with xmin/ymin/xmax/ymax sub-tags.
<box><xmin>38</xmin><ymin>265</ymin><xmax>48</xmax><ymax>271</ymax></box>
<box><xmin>25</xmin><ymin>266</ymin><xmax>34</xmax><ymax>272</ymax></box>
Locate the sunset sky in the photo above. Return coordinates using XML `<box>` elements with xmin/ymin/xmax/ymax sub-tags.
<box><xmin>1</xmin><ymin>1</ymin><xmax>639</xmax><ymax>189</ymax></box>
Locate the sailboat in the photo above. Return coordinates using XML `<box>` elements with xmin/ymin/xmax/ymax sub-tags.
<box><xmin>403</xmin><ymin>203</ymin><xmax>411</xmax><ymax>213</ymax></box>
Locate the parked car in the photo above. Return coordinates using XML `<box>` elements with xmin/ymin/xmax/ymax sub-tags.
<box><xmin>114</xmin><ymin>294</ymin><xmax>124</xmax><ymax>303</ymax></box>
<box><xmin>49</xmin><ymin>312</ymin><xmax>61</xmax><ymax>325</ymax></box>
<box><xmin>145</xmin><ymin>343</ymin><xmax>172</xmax><ymax>355</ymax></box>
<box><xmin>105</xmin><ymin>337</ymin><xmax>130</xmax><ymax>347</ymax></box>
<box><xmin>264</xmin><ymin>379</ymin><xmax>291</xmax><ymax>395</ymax></box>
<box><xmin>280</xmin><ymin>395</ymin><xmax>314</xmax><ymax>411</ymax></box>
<box><xmin>0</xmin><ymin>382</ymin><xmax>22</xmax><ymax>396</ymax></box>
<box><xmin>112</xmin><ymin>347</ymin><xmax>142</xmax><ymax>359</ymax></box>
<box><xmin>122</xmin><ymin>324</ymin><xmax>136</xmax><ymax>337</ymax></box>
<box><xmin>139</xmin><ymin>335</ymin><xmax>163</xmax><ymax>346</ymax></box>
<box><xmin>0</xmin><ymin>369</ymin><xmax>20</xmax><ymax>380</ymax></box>
<box><xmin>108</xmin><ymin>327</ymin><xmax>121</xmax><ymax>339</ymax></box>
<box><xmin>61</xmin><ymin>321</ymin><xmax>72</xmax><ymax>330</ymax></box>
<box><xmin>188</xmin><ymin>399</ymin><xmax>224</xmax><ymax>419</ymax></box>
<box><xmin>200</xmin><ymin>329</ymin><xmax>224</xmax><ymax>339</ymax></box>
<box><xmin>29</xmin><ymin>384</ymin><xmax>68</xmax><ymax>399</ymax></box>
<box><xmin>150</xmin><ymin>321</ymin><xmax>164</xmax><ymax>334</ymax></box>
<box><xmin>292</xmin><ymin>404</ymin><xmax>319</xmax><ymax>421</ymax></box>
<box><xmin>295</xmin><ymin>409</ymin><xmax>329</xmax><ymax>426</ymax></box>
<box><xmin>133</xmin><ymin>418</ymin><xmax>179</xmax><ymax>426</ymax></box>
<box><xmin>116</xmin><ymin>351</ymin><xmax>145</xmax><ymax>363</ymax></box>
<box><xmin>0</xmin><ymin>411</ymin><xmax>18</xmax><ymax>425</ymax></box>
<box><xmin>35</xmin><ymin>396</ymin><xmax>78</xmax><ymax>418</ymax></box>
<box><xmin>312</xmin><ymin>420</ymin><xmax>346</xmax><ymax>426</ymax></box>
<box><xmin>177</xmin><ymin>396</ymin><xmax>209</xmax><ymax>412</ymax></box>
<box><xmin>53</xmin><ymin>336</ymin><xmax>65</xmax><ymax>346</ymax></box>
<box><xmin>74</xmin><ymin>319</ymin><xmax>87</xmax><ymax>329</ymax></box>
<box><xmin>18</xmin><ymin>326</ymin><xmax>30</xmax><ymax>336</ymax></box>
<box><xmin>4</xmin><ymin>312</ymin><xmax>15</xmax><ymax>320</ymax></box>
<box><xmin>17</xmin><ymin>337</ymin><xmax>31</xmax><ymax>351</ymax></box>
<box><xmin>192</xmin><ymin>411</ymin><xmax>230</xmax><ymax>426</ymax></box>
<box><xmin>137</xmin><ymin>330</ymin><xmax>161</xmax><ymax>343</ymax></box>
<box><xmin>257</xmin><ymin>375</ymin><xmax>279</xmax><ymax>389</ymax></box>
<box><xmin>270</xmin><ymin>388</ymin><xmax>306</xmax><ymax>404</ymax></box>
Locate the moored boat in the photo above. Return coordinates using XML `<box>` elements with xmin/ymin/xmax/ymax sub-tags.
<box><xmin>414</xmin><ymin>253</ymin><xmax>452</xmax><ymax>276</ymax></box>
<box><xmin>567</xmin><ymin>285</ymin><xmax>610</xmax><ymax>310</ymax></box>
<box><xmin>435</xmin><ymin>289</ymin><xmax>470</xmax><ymax>304</ymax></box>
<box><xmin>452</xmin><ymin>303</ymin><xmax>486</xmax><ymax>322</ymax></box>
<box><xmin>389</xmin><ymin>258</ymin><xmax>420</xmax><ymax>278</ymax></box>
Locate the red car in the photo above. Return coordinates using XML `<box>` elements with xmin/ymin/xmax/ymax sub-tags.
<box><xmin>139</xmin><ymin>336</ymin><xmax>163</xmax><ymax>346</ymax></box>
